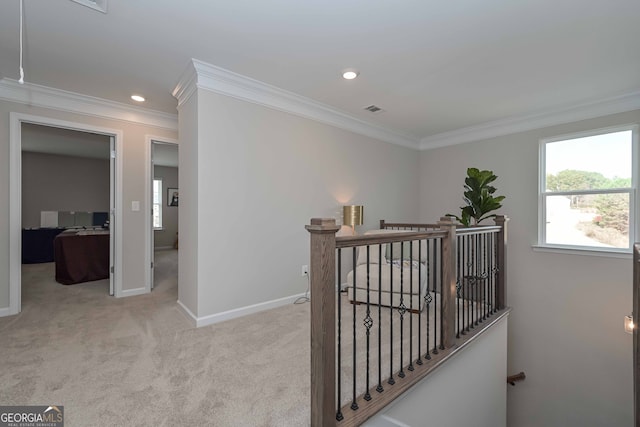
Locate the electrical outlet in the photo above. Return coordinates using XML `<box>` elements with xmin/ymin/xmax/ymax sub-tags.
<box><xmin>301</xmin><ymin>264</ymin><xmax>309</xmax><ymax>277</ymax></box>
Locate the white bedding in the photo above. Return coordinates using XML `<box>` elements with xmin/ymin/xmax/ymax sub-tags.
<box><xmin>346</xmin><ymin>261</ymin><xmax>429</xmax><ymax>311</ymax></box>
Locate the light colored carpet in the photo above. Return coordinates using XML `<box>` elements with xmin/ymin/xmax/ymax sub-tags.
<box><xmin>1</xmin><ymin>251</ymin><xmax>487</xmax><ymax>426</ymax></box>
<box><xmin>0</xmin><ymin>250</ymin><xmax>310</xmax><ymax>427</ymax></box>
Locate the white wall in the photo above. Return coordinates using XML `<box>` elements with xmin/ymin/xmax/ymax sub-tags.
<box><xmin>365</xmin><ymin>316</ymin><xmax>508</xmax><ymax>427</ymax></box>
<box><xmin>419</xmin><ymin>110</ymin><xmax>639</xmax><ymax>427</ymax></box>
<box><xmin>180</xmin><ymin>88</ymin><xmax>420</xmax><ymax>320</ymax></box>
<box><xmin>177</xmin><ymin>93</ymin><xmax>198</xmax><ymax>315</ymax></box>
<box><xmin>22</xmin><ymin>152</ymin><xmax>110</xmax><ymax>228</ymax></box>
<box><xmin>0</xmin><ymin>100</ymin><xmax>177</xmax><ymax>308</ymax></box>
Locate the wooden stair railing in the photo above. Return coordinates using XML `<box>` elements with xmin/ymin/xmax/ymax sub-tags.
<box><xmin>507</xmin><ymin>372</ymin><xmax>526</xmax><ymax>386</ymax></box>
<box><xmin>307</xmin><ymin>216</ymin><xmax>510</xmax><ymax>427</ymax></box>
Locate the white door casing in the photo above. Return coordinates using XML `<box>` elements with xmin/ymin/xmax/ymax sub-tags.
<box><xmin>145</xmin><ymin>136</ymin><xmax>178</xmax><ymax>292</ymax></box>
<box><xmin>8</xmin><ymin>112</ymin><xmax>124</xmax><ymax>315</ymax></box>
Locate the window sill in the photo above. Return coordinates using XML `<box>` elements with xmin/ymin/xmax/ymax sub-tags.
<box><xmin>532</xmin><ymin>244</ymin><xmax>632</xmax><ymax>259</ymax></box>
<box><xmin>153</xmin><ymin>228</ymin><xmax>165</xmax><ymax>231</ymax></box>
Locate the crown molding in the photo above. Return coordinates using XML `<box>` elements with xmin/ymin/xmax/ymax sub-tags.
<box><xmin>171</xmin><ymin>65</ymin><xmax>198</xmax><ymax>109</ymax></box>
<box><xmin>420</xmin><ymin>90</ymin><xmax>640</xmax><ymax>150</ymax></box>
<box><xmin>172</xmin><ymin>59</ymin><xmax>420</xmax><ymax>149</ymax></box>
<box><xmin>0</xmin><ymin>78</ymin><xmax>178</xmax><ymax>130</ymax></box>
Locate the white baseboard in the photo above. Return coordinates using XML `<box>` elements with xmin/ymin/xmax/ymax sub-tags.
<box><xmin>178</xmin><ymin>293</ymin><xmax>307</xmax><ymax>328</ymax></box>
<box><xmin>118</xmin><ymin>287</ymin><xmax>148</xmax><ymax>298</ymax></box>
<box><xmin>176</xmin><ymin>300</ymin><xmax>198</xmax><ymax>327</ymax></box>
<box><xmin>0</xmin><ymin>306</ymin><xmax>19</xmax><ymax>318</ymax></box>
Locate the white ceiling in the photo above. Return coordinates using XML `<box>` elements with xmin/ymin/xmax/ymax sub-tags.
<box><xmin>1</xmin><ymin>0</ymin><xmax>639</xmax><ymax>143</ymax></box>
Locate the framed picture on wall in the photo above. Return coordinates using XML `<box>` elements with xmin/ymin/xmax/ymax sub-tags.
<box><xmin>167</xmin><ymin>188</ymin><xmax>179</xmax><ymax>207</ymax></box>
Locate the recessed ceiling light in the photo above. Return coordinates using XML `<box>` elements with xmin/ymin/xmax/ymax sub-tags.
<box><xmin>131</xmin><ymin>95</ymin><xmax>145</xmax><ymax>102</ymax></box>
<box><xmin>342</xmin><ymin>70</ymin><xmax>359</xmax><ymax>80</ymax></box>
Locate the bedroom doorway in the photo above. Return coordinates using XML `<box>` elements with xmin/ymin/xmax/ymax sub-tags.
<box><xmin>146</xmin><ymin>137</ymin><xmax>178</xmax><ymax>292</ymax></box>
<box><xmin>9</xmin><ymin>113</ymin><xmax>123</xmax><ymax>315</ymax></box>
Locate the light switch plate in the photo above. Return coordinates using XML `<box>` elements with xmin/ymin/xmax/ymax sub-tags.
<box><xmin>131</xmin><ymin>201</ymin><xmax>140</xmax><ymax>211</ymax></box>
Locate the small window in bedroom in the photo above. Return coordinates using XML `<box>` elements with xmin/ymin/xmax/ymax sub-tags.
<box><xmin>153</xmin><ymin>178</ymin><xmax>163</xmax><ymax>230</ymax></box>
<box><xmin>538</xmin><ymin>125</ymin><xmax>637</xmax><ymax>252</ymax></box>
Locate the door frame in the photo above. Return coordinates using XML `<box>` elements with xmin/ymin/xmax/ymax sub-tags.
<box><xmin>9</xmin><ymin>112</ymin><xmax>124</xmax><ymax>314</ymax></box>
<box><xmin>144</xmin><ymin>135</ymin><xmax>178</xmax><ymax>292</ymax></box>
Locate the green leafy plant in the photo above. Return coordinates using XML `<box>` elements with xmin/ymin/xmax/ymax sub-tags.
<box><xmin>447</xmin><ymin>168</ymin><xmax>505</xmax><ymax>227</ymax></box>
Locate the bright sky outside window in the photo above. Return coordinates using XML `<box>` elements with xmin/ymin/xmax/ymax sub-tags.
<box><xmin>153</xmin><ymin>178</ymin><xmax>162</xmax><ymax>229</ymax></box>
<box><xmin>540</xmin><ymin>126</ymin><xmax>637</xmax><ymax>252</ymax></box>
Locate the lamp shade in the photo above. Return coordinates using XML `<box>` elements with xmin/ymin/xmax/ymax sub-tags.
<box><xmin>343</xmin><ymin>205</ymin><xmax>364</xmax><ymax>227</ymax></box>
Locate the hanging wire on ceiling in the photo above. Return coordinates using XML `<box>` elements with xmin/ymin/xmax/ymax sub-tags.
<box><xmin>18</xmin><ymin>0</ymin><xmax>25</xmax><ymax>84</ymax></box>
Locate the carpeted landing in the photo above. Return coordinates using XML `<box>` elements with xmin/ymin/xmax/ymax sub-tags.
<box><xmin>0</xmin><ymin>250</ymin><xmax>310</xmax><ymax>426</ymax></box>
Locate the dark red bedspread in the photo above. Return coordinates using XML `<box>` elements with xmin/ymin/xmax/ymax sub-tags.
<box><xmin>54</xmin><ymin>233</ymin><xmax>110</xmax><ymax>285</ymax></box>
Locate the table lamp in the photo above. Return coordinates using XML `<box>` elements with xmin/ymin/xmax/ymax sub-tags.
<box><xmin>343</xmin><ymin>205</ymin><xmax>363</xmax><ymax>234</ymax></box>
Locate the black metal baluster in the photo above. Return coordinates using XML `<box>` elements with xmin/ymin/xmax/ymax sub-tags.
<box><xmin>398</xmin><ymin>242</ymin><xmax>405</xmax><ymax>379</ymax></box>
<box><xmin>472</xmin><ymin>234</ymin><xmax>477</xmax><ymax>328</ymax></box>
<box><xmin>461</xmin><ymin>235</ymin><xmax>466</xmax><ymax>335</ymax></box>
<box><xmin>337</xmin><ymin>248</ymin><xmax>343</xmax><ymax>421</ymax></box>
<box><xmin>433</xmin><ymin>239</ymin><xmax>439</xmax><ymax>354</ymax></box>
<box><xmin>475</xmin><ymin>234</ymin><xmax>480</xmax><ymax>326</ymax></box>
<box><xmin>416</xmin><ymin>239</ymin><xmax>423</xmax><ymax>366</ymax></box>
<box><xmin>377</xmin><ymin>244</ymin><xmax>384</xmax><ymax>394</ymax></box>
<box><xmin>425</xmin><ymin>239</ymin><xmax>432</xmax><ymax>360</ymax></box>
<box><xmin>473</xmin><ymin>234</ymin><xmax>478</xmax><ymax>326</ymax></box>
<box><xmin>479</xmin><ymin>234</ymin><xmax>484</xmax><ymax>322</ymax></box>
<box><xmin>388</xmin><ymin>243</ymin><xmax>395</xmax><ymax>386</ymax></box>
<box><xmin>492</xmin><ymin>232</ymin><xmax>499</xmax><ymax>314</ymax></box>
<box><xmin>408</xmin><ymin>240</ymin><xmax>414</xmax><ymax>372</ymax></box>
<box><xmin>456</xmin><ymin>235</ymin><xmax>462</xmax><ymax>338</ymax></box>
<box><xmin>489</xmin><ymin>233</ymin><xmax>493</xmax><ymax>315</ymax></box>
<box><xmin>479</xmin><ymin>234</ymin><xmax>484</xmax><ymax>320</ymax></box>
<box><xmin>439</xmin><ymin>238</ymin><xmax>445</xmax><ymax>351</ymax></box>
<box><xmin>364</xmin><ymin>246</ymin><xmax>372</xmax><ymax>401</ymax></box>
<box><xmin>351</xmin><ymin>247</ymin><xmax>358</xmax><ymax>411</ymax></box>
<box><xmin>468</xmin><ymin>234</ymin><xmax>472</xmax><ymax>329</ymax></box>
<box><xmin>487</xmin><ymin>233</ymin><xmax>495</xmax><ymax>315</ymax></box>
<box><xmin>482</xmin><ymin>233</ymin><xmax>488</xmax><ymax>321</ymax></box>
<box><xmin>467</xmin><ymin>236</ymin><xmax>473</xmax><ymax>332</ymax></box>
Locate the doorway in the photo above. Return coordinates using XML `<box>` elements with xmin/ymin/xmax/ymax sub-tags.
<box><xmin>8</xmin><ymin>113</ymin><xmax>123</xmax><ymax>315</ymax></box>
<box><xmin>146</xmin><ymin>137</ymin><xmax>178</xmax><ymax>292</ymax></box>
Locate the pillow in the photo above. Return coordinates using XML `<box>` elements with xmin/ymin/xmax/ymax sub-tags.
<box><xmin>355</xmin><ymin>229</ymin><xmax>400</xmax><ymax>266</ymax></box>
<box><xmin>384</xmin><ymin>231</ymin><xmax>428</xmax><ymax>263</ymax></box>
<box><xmin>355</xmin><ymin>229</ymin><xmax>428</xmax><ymax>265</ymax></box>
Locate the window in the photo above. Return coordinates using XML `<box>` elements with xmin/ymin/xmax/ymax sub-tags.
<box><xmin>539</xmin><ymin>125</ymin><xmax>637</xmax><ymax>252</ymax></box>
<box><xmin>153</xmin><ymin>178</ymin><xmax>163</xmax><ymax>230</ymax></box>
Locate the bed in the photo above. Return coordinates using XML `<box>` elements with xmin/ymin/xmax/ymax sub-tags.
<box><xmin>54</xmin><ymin>230</ymin><xmax>110</xmax><ymax>285</ymax></box>
<box><xmin>346</xmin><ymin>229</ymin><xmax>430</xmax><ymax>312</ymax></box>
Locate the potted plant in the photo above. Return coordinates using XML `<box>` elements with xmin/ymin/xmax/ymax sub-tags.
<box><xmin>447</xmin><ymin>168</ymin><xmax>505</xmax><ymax>227</ymax></box>
<box><xmin>448</xmin><ymin>168</ymin><xmax>506</xmax><ymax>301</ymax></box>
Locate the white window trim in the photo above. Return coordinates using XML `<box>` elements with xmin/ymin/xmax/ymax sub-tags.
<box><xmin>537</xmin><ymin>123</ymin><xmax>639</xmax><ymax>255</ymax></box>
<box><xmin>153</xmin><ymin>178</ymin><xmax>163</xmax><ymax>230</ymax></box>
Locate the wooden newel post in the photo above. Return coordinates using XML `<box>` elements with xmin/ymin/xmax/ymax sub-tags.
<box><xmin>494</xmin><ymin>215</ymin><xmax>509</xmax><ymax>310</ymax></box>
<box><xmin>306</xmin><ymin>218</ymin><xmax>340</xmax><ymax>427</ymax></box>
<box><xmin>438</xmin><ymin>216</ymin><xmax>457</xmax><ymax>349</ymax></box>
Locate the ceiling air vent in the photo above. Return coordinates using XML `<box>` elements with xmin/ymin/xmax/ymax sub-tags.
<box><xmin>363</xmin><ymin>105</ymin><xmax>384</xmax><ymax>113</ymax></box>
<box><xmin>70</xmin><ymin>0</ymin><xmax>108</xmax><ymax>14</ymax></box>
